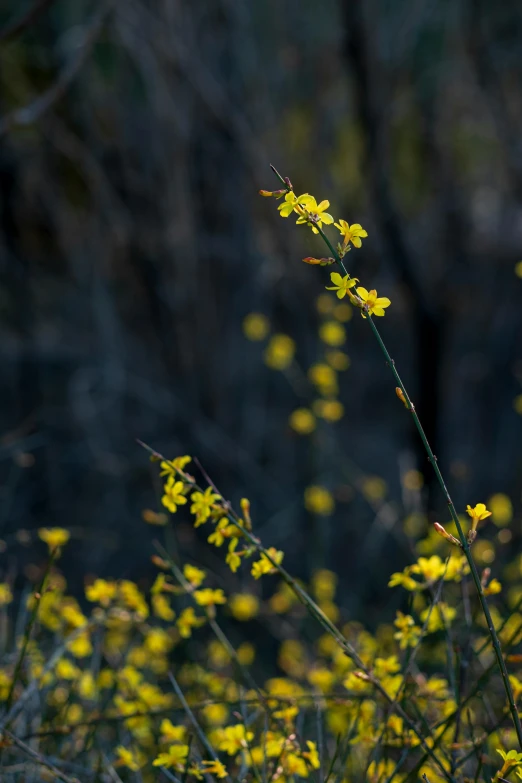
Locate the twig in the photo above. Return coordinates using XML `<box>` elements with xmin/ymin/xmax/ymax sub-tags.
<box><xmin>0</xmin><ymin>0</ymin><xmax>55</xmax><ymax>43</ymax></box>
<box><xmin>2</xmin><ymin>729</ymin><xmax>80</xmax><ymax>783</ymax></box>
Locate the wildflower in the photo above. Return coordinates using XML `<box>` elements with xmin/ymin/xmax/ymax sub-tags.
<box><xmin>295</xmin><ymin>195</ymin><xmax>334</xmax><ymax>233</ymax></box>
<box><xmin>289</xmin><ymin>408</ymin><xmax>316</xmax><ymax>434</ymax></box>
<box><xmin>326</xmin><ymin>272</ymin><xmax>358</xmax><ymax>300</ymax></box>
<box><xmin>183</xmin><ymin>564</ymin><xmax>206</xmax><ymax>587</ymax></box>
<box><xmin>466</xmin><ymin>502</ymin><xmax>492</xmax><ymax>543</ymax></box>
<box><xmin>162</xmin><ymin>476</ymin><xmax>187</xmax><ymax>514</ymax></box>
<box><xmin>190</xmin><ymin>487</ymin><xmax>221</xmax><ymax>526</ymax></box>
<box><xmin>200</xmin><ymin>760</ymin><xmax>227</xmax><ymax>779</ymax></box>
<box><xmin>0</xmin><ymin>584</ymin><xmax>13</xmax><ymax>606</ymax></box>
<box><xmin>251</xmin><ymin>548</ymin><xmax>284</xmax><ymax>579</ymax></box>
<box><xmin>38</xmin><ymin>527</ymin><xmax>70</xmax><ymax>553</ymax></box>
<box><xmin>160</xmin><ymin>720</ymin><xmax>186</xmax><ymax>743</ymax></box>
<box><xmin>284</xmin><ymin>753</ymin><xmax>309</xmax><ymax>777</ymax></box>
<box><xmin>484</xmin><ymin>578</ymin><xmax>502</xmax><ymax>596</ymax></box>
<box><xmin>152</xmin><ymin>594</ymin><xmax>175</xmax><ymax>621</ymax></box>
<box><xmin>243</xmin><ymin>312</ymin><xmax>269</xmax><ymax>341</ymax></box>
<box><xmin>177</xmin><ymin>607</ymin><xmax>205</xmax><ymax>638</ymax></box>
<box><xmin>237</xmin><ymin>642</ymin><xmax>255</xmax><ymax>665</ymax></box>
<box><xmin>194</xmin><ymin>588</ymin><xmax>226</xmax><ymax>607</ymax></box>
<box><xmin>495</xmin><ymin>749</ymin><xmax>522</xmax><ymax>779</ymax></box>
<box><xmin>277</xmin><ymin>191</ymin><xmax>309</xmax><ymax>217</ymax></box>
<box><xmin>394</xmin><ymin>611</ymin><xmax>422</xmax><ymax>649</ymax></box>
<box><xmin>388</xmin><ymin>569</ymin><xmax>419</xmax><ymax>591</ymax></box>
<box><xmin>304</xmin><ymin>485</ymin><xmax>334</xmax><ymax>516</ymax></box>
<box><xmin>313</xmin><ymin>399</ymin><xmax>344</xmax><ymax>422</ymax></box>
<box><xmin>159</xmin><ymin>456</ymin><xmax>192</xmax><ymax>476</ymax></box>
<box><xmin>115</xmin><ymin>745</ymin><xmax>144</xmax><ymax>772</ymax></box>
<box><xmin>412</xmin><ymin>555</ymin><xmax>446</xmax><ymax>583</ymax></box>
<box><xmin>312</xmin><ymin>569</ymin><xmax>337</xmax><ymax>601</ymax></box>
<box><xmin>225</xmin><ymin>538</ymin><xmax>241</xmax><ymax>572</ymax></box>
<box><xmin>153</xmin><ymin>744</ymin><xmax>189</xmax><ymax>769</ymax></box>
<box><xmin>229</xmin><ymin>593</ymin><xmax>259</xmax><ymax>621</ymax></box>
<box><xmin>218</xmin><ymin>724</ymin><xmax>254</xmax><ymax>755</ymax></box>
<box><xmin>356</xmin><ymin>287</ymin><xmax>391</xmax><ymax>317</ymax></box>
<box><xmin>67</xmin><ymin>632</ymin><xmax>93</xmax><ymax>659</ymax></box>
<box><xmin>264</xmin><ymin>334</ymin><xmax>295</xmax><ymax>370</ymax></box>
<box><xmin>334</xmin><ymin>219</ymin><xmax>368</xmax><ymax>248</ymax></box>
<box><xmin>208</xmin><ymin>519</ymin><xmax>236</xmax><ymax>547</ymax></box>
<box><xmin>145</xmin><ymin>628</ymin><xmax>174</xmax><ymax>655</ymax></box>
<box><xmin>85</xmin><ymin>579</ymin><xmax>117</xmax><ymax>606</ymax></box>
<box><xmin>308</xmin><ymin>363</ymin><xmax>338</xmax><ymax>396</ymax></box>
<box><xmin>319</xmin><ymin>321</ymin><xmax>346</xmax><ymax>346</ymax></box>
<box><xmin>420</xmin><ymin>602</ymin><xmax>457</xmax><ymax>633</ymax></box>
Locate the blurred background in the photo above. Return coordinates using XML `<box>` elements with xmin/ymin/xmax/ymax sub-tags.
<box><xmin>0</xmin><ymin>0</ymin><xmax>521</xmax><ymax>619</ymax></box>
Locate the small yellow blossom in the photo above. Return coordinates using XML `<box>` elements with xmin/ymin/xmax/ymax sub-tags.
<box><xmin>295</xmin><ymin>195</ymin><xmax>334</xmax><ymax>233</ymax></box>
<box><xmin>264</xmin><ymin>334</ymin><xmax>296</xmax><ymax>370</ymax></box>
<box><xmin>0</xmin><ymin>584</ymin><xmax>13</xmax><ymax>606</ymax></box>
<box><xmin>304</xmin><ymin>485</ymin><xmax>334</xmax><ymax>516</ymax></box>
<box><xmin>319</xmin><ymin>321</ymin><xmax>346</xmax><ymax>346</ymax></box>
<box><xmin>194</xmin><ymin>588</ymin><xmax>227</xmax><ymax>607</ymax></box>
<box><xmin>153</xmin><ymin>744</ymin><xmax>189</xmax><ymax>769</ymax></box>
<box><xmin>277</xmin><ymin>191</ymin><xmax>308</xmax><ymax>217</ymax></box>
<box><xmin>289</xmin><ymin>408</ymin><xmax>316</xmax><ymax>434</ymax></box>
<box><xmin>217</xmin><ymin>724</ymin><xmax>254</xmax><ymax>755</ymax></box>
<box><xmin>225</xmin><ymin>538</ymin><xmax>242</xmax><ymax>572</ymax></box>
<box><xmin>488</xmin><ymin>493</ymin><xmax>513</xmax><ymax>527</ymax></box>
<box><xmin>160</xmin><ymin>720</ymin><xmax>186</xmax><ymax>743</ymax></box>
<box><xmin>313</xmin><ymin>399</ymin><xmax>344</xmax><ymax>422</ymax></box>
<box><xmin>394</xmin><ymin>611</ymin><xmax>422</xmax><ymax>649</ymax></box>
<box><xmin>356</xmin><ymin>287</ymin><xmax>391</xmax><ymax>317</ymax></box>
<box><xmin>312</xmin><ymin>569</ymin><xmax>337</xmax><ymax>601</ymax></box>
<box><xmin>237</xmin><ymin>642</ymin><xmax>255</xmax><ymax>665</ymax></box>
<box><xmin>115</xmin><ymin>745</ymin><xmax>144</xmax><ymax>771</ymax></box>
<box><xmin>152</xmin><ymin>594</ymin><xmax>175</xmax><ymax>621</ymax></box>
<box><xmin>183</xmin><ymin>564</ymin><xmax>206</xmax><ymax>587</ymax></box>
<box><xmin>229</xmin><ymin>593</ymin><xmax>259</xmax><ymax>621</ymax></box>
<box><xmin>38</xmin><ymin>528</ymin><xmax>70</xmax><ymax>552</ymax></box>
<box><xmin>190</xmin><ymin>487</ymin><xmax>221</xmax><ymax>526</ymax></box>
<box><xmin>67</xmin><ymin>632</ymin><xmax>93</xmax><ymax>659</ymax></box>
<box><xmin>200</xmin><ymin>760</ymin><xmax>227</xmax><ymax>779</ymax></box>
<box><xmin>159</xmin><ymin>456</ymin><xmax>192</xmax><ymax>476</ymax></box>
<box><xmin>334</xmin><ymin>219</ymin><xmax>368</xmax><ymax>248</ymax></box>
<box><xmin>243</xmin><ymin>312</ymin><xmax>269</xmax><ymax>341</ymax></box>
<box><xmin>308</xmin><ymin>363</ymin><xmax>338</xmax><ymax>396</ymax></box>
<box><xmin>177</xmin><ymin>607</ymin><xmax>205</xmax><ymax>638</ymax></box>
<box><xmin>284</xmin><ymin>753</ymin><xmax>309</xmax><ymax>777</ymax></box>
<box><xmin>85</xmin><ymin>579</ymin><xmax>117</xmax><ymax>607</ymax></box>
<box><xmin>326</xmin><ymin>350</ymin><xmax>350</xmax><ymax>370</ymax></box>
<box><xmin>326</xmin><ymin>272</ymin><xmax>358</xmax><ymax>300</ymax></box>
<box><xmin>162</xmin><ymin>476</ymin><xmax>187</xmax><ymax>514</ymax></box>
<box><xmin>467</xmin><ymin>502</ymin><xmax>492</xmax><ymax>542</ymax></box>
<box><xmin>251</xmin><ymin>548</ymin><xmax>284</xmax><ymax>579</ymax></box>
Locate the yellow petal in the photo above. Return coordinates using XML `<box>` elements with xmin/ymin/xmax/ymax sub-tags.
<box><xmin>356</xmin><ymin>287</ymin><xmax>369</xmax><ymax>300</ymax></box>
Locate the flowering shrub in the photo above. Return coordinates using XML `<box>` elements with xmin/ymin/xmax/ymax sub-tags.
<box><xmin>0</xmin><ymin>167</ymin><xmax>521</xmax><ymax>782</ymax></box>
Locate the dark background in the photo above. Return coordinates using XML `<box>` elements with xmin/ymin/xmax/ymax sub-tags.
<box><xmin>0</xmin><ymin>0</ymin><xmax>521</xmax><ymax>619</ymax></box>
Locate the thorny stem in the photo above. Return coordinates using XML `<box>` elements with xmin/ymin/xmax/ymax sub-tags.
<box><xmin>269</xmin><ymin>165</ymin><xmax>522</xmax><ymax>748</ymax></box>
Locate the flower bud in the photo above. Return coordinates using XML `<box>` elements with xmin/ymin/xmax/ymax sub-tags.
<box><xmin>434</xmin><ymin>522</ymin><xmax>462</xmax><ymax>547</ymax></box>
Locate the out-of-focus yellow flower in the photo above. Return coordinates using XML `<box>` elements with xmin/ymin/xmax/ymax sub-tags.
<box><xmin>295</xmin><ymin>195</ymin><xmax>334</xmax><ymax>233</ymax></box>
<box><xmin>312</xmin><ymin>569</ymin><xmax>337</xmax><ymax>601</ymax></box>
<box><xmin>145</xmin><ymin>628</ymin><xmax>174</xmax><ymax>655</ymax></box>
<box><xmin>515</xmin><ymin>261</ymin><xmax>522</xmax><ymax>277</ymax></box>
<box><xmin>264</xmin><ymin>334</ymin><xmax>295</xmax><ymax>370</ymax></box>
<box><xmin>304</xmin><ymin>485</ymin><xmax>334</xmax><ymax>516</ymax></box>
<box><xmin>198</xmin><ymin>760</ymin><xmax>228</xmax><ymax>779</ymax></box>
<box><xmin>356</xmin><ymin>287</ymin><xmax>391</xmax><ymax>317</ymax></box>
<box><xmin>251</xmin><ymin>548</ymin><xmax>284</xmax><ymax>579</ymax></box>
<box><xmin>334</xmin><ymin>219</ymin><xmax>368</xmax><ymax>248</ymax></box>
<box><xmin>177</xmin><ymin>607</ymin><xmax>205</xmax><ymax>638</ymax></box>
<box><xmin>194</xmin><ymin>588</ymin><xmax>226</xmax><ymax>607</ymax></box>
<box><xmin>326</xmin><ymin>272</ymin><xmax>358</xmax><ymax>300</ymax></box>
<box><xmin>160</xmin><ymin>720</ymin><xmax>186</xmax><ymax>743</ymax></box>
<box><xmin>85</xmin><ymin>579</ymin><xmax>117</xmax><ymax>607</ymax></box>
<box><xmin>284</xmin><ymin>753</ymin><xmax>308</xmax><ymax>777</ymax></box>
<box><xmin>308</xmin><ymin>667</ymin><xmax>335</xmax><ymax>693</ymax></box>
<box><xmin>0</xmin><ymin>584</ymin><xmax>13</xmax><ymax>606</ymax></box>
<box><xmin>394</xmin><ymin>611</ymin><xmax>422</xmax><ymax>649</ymax></box>
<box><xmin>402</xmin><ymin>470</ymin><xmax>424</xmax><ymax>491</ymax></box>
<box><xmin>333</xmin><ymin>302</ymin><xmax>352</xmax><ymax>322</ymax></box>
<box><xmin>316</xmin><ymin>293</ymin><xmax>335</xmax><ymax>314</ymax></box>
<box><xmin>420</xmin><ymin>603</ymin><xmax>457</xmax><ymax>633</ymax></box>
<box><xmin>160</xmin><ymin>456</ymin><xmax>191</xmax><ymax>477</ymax></box>
<box><xmin>362</xmin><ymin>476</ymin><xmax>387</xmax><ymax>501</ymax></box>
<box><xmin>152</xmin><ymin>744</ymin><xmax>189</xmax><ymax>769</ymax></box>
<box><xmin>326</xmin><ymin>350</ymin><xmax>350</xmax><ymax>370</ymax></box>
<box><xmin>161</xmin><ymin>477</ymin><xmax>187</xmax><ymax>514</ymax></box>
<box><xmin>115</xmin><ymin>745</ymin><xmax>145</xmax><ymax>771</ymax></box>
<box><xmin>55</xmin><ymin>658</ymin><xmax>80</xmax><ymax>680</ymax></box>
<box><xmin>237</xmin><ymin>642</ymin><xmax>255</xmax><ymax>666</ymax></box>
<box><xmin>514</xmin><ymin>395</ymin><xmax>522</xmax><ymax>415</ymax></box>
<box><xmin>472</xmin><ymin>539</ymin><xmax>495</xmax><ymax>564</ymax></box>
<box><xmin>303</xmin><ymin>741</ymin><xmax>321</xmax><ymax>769</ymax></box>
<box><xmin>484</xmin><ymin>578</ymin><xmax>502</xmax><ymax>596</ymax></box>
<box><xmin>190</xmin><ymin>487</ymin><xmax>221</xmax><ymax>527</ymax></box>
<box><xmin>269</xmin><ymin>582</ymin><xmax>298</xmax><ymax>614</ymax></box>
<box><xmin>319</xmin><ymin>321</ymin><xmax>346</xmax><ymax>346</ymax></box>
<box><xmin>152</xmin><ymin>594</ymin><xmax>176</xmax><ymax>621</ymax></box>
<box><xmin>142</xmin><ymin>509</ymin><xmax>168</xmax><ymax>525</ymax></box>
<box><xmin>67</xmin><ymin>632</ymin><xmax>92</xmax><ymax>659</ymax></box>
<box><xmin>38</xmin><ymin>528</ymin><xmax>70</xmax><ymax>552</ymax></box>
<box><xmin>229</xmin><ymin>593</ymin><xmax>259</xmax><ymax>621</ymax></box>
<box><xmin>183</xmin><ymin>564</ymin><xmax>206</xmax><ymax>587</ymax></box>
<box><xmin>313</xmin><ymin>399</ymin><xmax>344</xmax><ymax>422</ymax></box>
<box><xmin>488</xmin><ymin>493</ymin><xmax>513</xmax><ymax>527</ymax></box>
<box><xmin>202</xmin><ymin>702</ymin><xmax>229</xmax><ymax>725</ymax></box>
<box><xmin>217</xmin><ymin>724</ymin><xmax>254</xmax><ymax>755</ymax></box>
<box><xmin>308</xmin><ymin>363</ymin><xmax>338</xmax><ymax>396</ymax></box>
<box><xmin>243</xmin><ymin>312</ymin><xmax>269</xmax><ymax>341</ymax></box>
<box><xmin>278</xmin><ymin>639</ymin><xmax>306</xmax><ymax>677</ymax></box>
<box><xmin>289</xmin><ymin>408</ymin><xmax>316</xmax><ymax>434</ymax></box>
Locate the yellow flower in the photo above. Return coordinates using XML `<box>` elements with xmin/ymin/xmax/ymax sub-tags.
<box><xmin>326</xmin><ymin>350</ymin><xmax>350</xmax><ymax>370</ymax></box>
<box><xmin>284</xmin><ymin>753</ymin><xmax>309</xmax><ymax>777</ymax></box>
<box><xmin>225</xmin><ymin>538</ymin><xmax>241</xmax><ymax>572</ymax></box>
<box><xmin>277</xmin><ymin>191</ymin><xmax>307</xmax><ymax>217</ymax></box>
<box><xmin>153</xmin><ymin>744</ymin><xmax>189</xmax><ymax>769</ymax></box>
<box><xmin>514</xmin><ymin>394</ymin><xmax>522</xmax><ymax>415</ymax></box>
<box><xmin>312</xmin><ymin>569</ymin><xmax>337</xmax><ymax>601</ymax></box>
<box><xmin>183</xmin><ymin>564</ymin><xmax>206</xmax><ymax>587</ymax></box>
<box><xmin>229</xmin><ymin>593</ymin><xmax>259</xmax><ymax>621</ymax></box>
<box><xmin>85</xmin><ymin>579</ymin><xmax>117</xmax><ymax>607</ymax></box>
<box><xmin>194</xmin><ymin>588</ymin><xmax>227</xmax><ymax>607</ymax></box>
<box><xmin>0</xmin><ymin>584</ymin><xmax>13</xmax><ymax>606</ymax></box>
<box><xmin>237</xmin><ymin>642</ymin><xmax>255</xmax><ymax>665</ymax></box>
<box><xmin>319</xmin><ymin>321</ymin><xmax>346</xmax><ymax>346</ymax></box>
<box><xmin>160</xmin><ymin>720</ymin><xmax>186</xmax><ymax>743</ymax></box>
<box><xmin>295</xmin><ymin>195</ymin><xmax>334</xmax><ymax>233</ymax></box>
<box><xmin>243</xmin><ymin>312</ymin><xmax>269</xmax><ymax>341</ymax></box>
<box><xmin>67</xmin><ymin>632</ymin><xmax>93</xmax><ymax>658</ymax></box>
<box><xmin>190</xmin><ymin>487</ymin><xmax>221</xmax><ymax>526</ymax></box>
<box><xmin>466</xmin><ymin>502</ymin><xmax>492</xmax><ymax>542</ymax></box>
<box><xmin>159</xmin><ymin>456</ymin><xmax>192</xmax><ymax>476</ymax></box>
<box><xmin>303</xmin><ymin>740</ymin><xmax>321</xmax><ymax>769</ymax></box>
<box><xmin>326</xmin><ymin>272</ymin><xmax>358</xmax><ymax>299</ymax></box>
<box><xmin>313</xmin><ymin>399</ymin><xmax>344</xmax><ymax>422</ymax></box>
<box><xmin>308</xmin><ymin>363</ymin><xmax>338</xmax><ymax>396</ymax></box>
<box><xmin>115</xmin><ymin>745</ymin><xmax>144</xmax><ymax>771</ymax></box>
<box><xmin>152</xmin><ymin>594</ymin><xmax>175</xmax><ymax>621</ymax></box>
<box><xmin>334</xmin><ymin>219</ymin><xmax>368</xmax><ymax>248</ymax></box>
<box><xmin>515</xmin><ymin>261</ymin><xmax>522</xmax><ymax>277</ymax></box>
<box><xmin>251</xmin><ymin>547</ymin><xmax>284</xmax><ymax>579</ymax></box>
<box><xmin>200</xmin><ymin>760</ymin><xmax>227</xmax><ymax>779</ymax></box>
<box><xmin>420</xmin><ymin>602</ymin><xmax>457</xmax><ymax>633</ymax></box>
<box><xmin>38</xmin><ymin>527</ymin><xmax>70</xmax><ymax>552</ymax></box>
<box><xmin>264</xmin><ymin>334</ymin><xmax>296</xmax><ymax>370</ymax></box>
<box><xmin>289</xmin><ymin>408</ymin><xmax>316</xmax><ymax>435</ymax></box>
<box><xmin>355</xmin><ymin>287</ymin><xmax>391</xmax><ymax>317</ymax></box>
<box><xmin>217</xmin><ymin>724</ymin><xmax>254</xmax><ymax>755</ymax></box>
<box><xmin>394</xmin><ymin>611</ymin><xmax>422</xmax><ymax>649</ymax></box>
<box><xmin>162</xmin><ymin>476</ymin><xmax>187</xmax><ymax>514</ymax></box>
<box><xmin>304</xmin><ymin>485</ymin><xmax>334</xmax><ymax>516</ymax></box>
